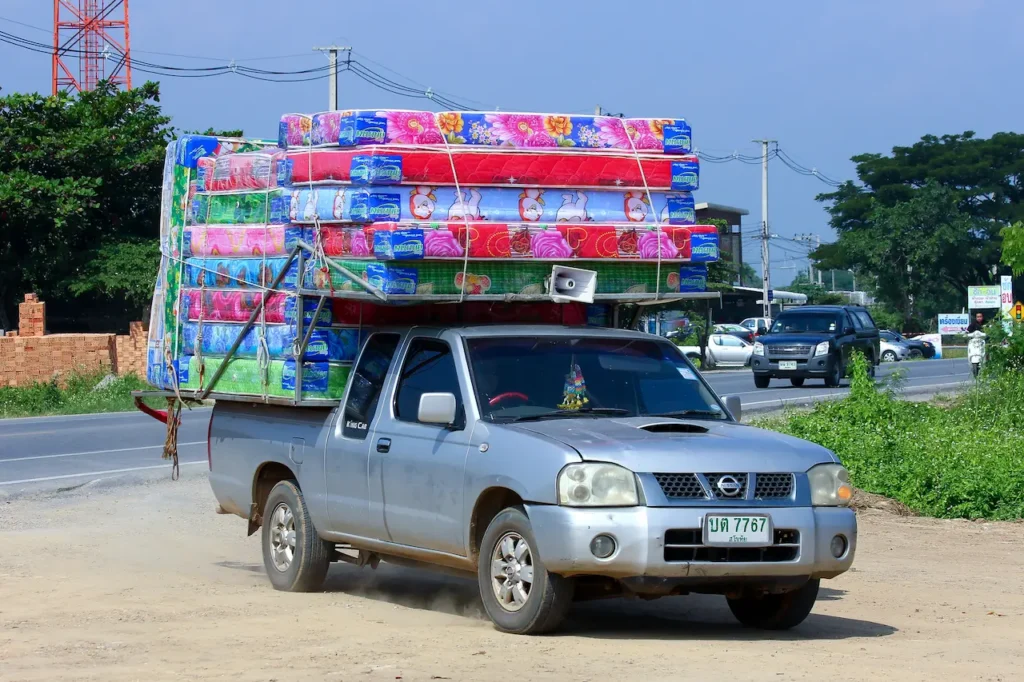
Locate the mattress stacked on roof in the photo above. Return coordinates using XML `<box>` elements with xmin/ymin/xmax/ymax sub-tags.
<box><xmin>146</xmin><ymin>109</ymin><xmax>717</xmax><ymax>400</ymax></box>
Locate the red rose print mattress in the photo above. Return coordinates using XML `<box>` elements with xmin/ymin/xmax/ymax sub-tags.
<box><xmin>314</xmin><ymin>222</ymin><xmax>720</xmax><ymax>262</ymax></box>
<box><xmin>285</xmin><ymin>147</ymin><xmax>699</xmax><ymax>191</ymax></box>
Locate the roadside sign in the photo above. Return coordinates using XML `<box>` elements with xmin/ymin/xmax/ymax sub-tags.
<box><xmin>767</xmin><ymin>289</ymin><xmax>774</xmax><ymax>302</ymax></box>
<box><xmin>1012</xmin><ymin>301</ymin><xmax>1024</xmax><ymax>322</ymax></box>
<box><xmin>938</xmin><ymin>313</ymin><xmax>969</xmax><ymax>334</ymax></box>
<box><xmin>968</xmin><ymin>285</ymin><xmax>1000</xmax><ymax>308</ymax></box>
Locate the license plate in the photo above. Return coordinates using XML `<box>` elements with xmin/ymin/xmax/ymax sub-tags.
<box><xmin>703</xmin><ymin>515</ymin><xmax>772</xmax><ymax>546</ymax></box>
<box><xmin>779</xmin><ymin>360</ymin><xmax>798</xmax><ymax>370</ymax></box>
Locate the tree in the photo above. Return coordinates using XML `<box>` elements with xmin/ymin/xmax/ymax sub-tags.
<box><xmin>784</xmin><ymin>272</ymin><xmax>846</xmax><ymax>305</ymax></box>
<box><xmin>0</xmin><ymin>82</ymin><xmax>172</xmax><ymax>329</ymax></box>
<box><xmin>1003</xmin><ymin>221</ymin><xmax>1024</xmax><ymax>276</ymax></box>
<box><xmin>813</xmin><ymin>131</ymin><xmax>1022</xmax><ymax>323</ymax></box>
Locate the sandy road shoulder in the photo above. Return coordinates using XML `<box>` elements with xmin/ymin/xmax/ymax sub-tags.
<box><xmin>0</xmin><ymin>476</ymin><xmax>1021</xmax><ymax>682</ymax></box>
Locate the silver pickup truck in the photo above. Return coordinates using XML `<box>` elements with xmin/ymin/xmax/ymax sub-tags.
<box><xmin>208</xmin><ymin>324</ymin><xmax>856</xmax><ymax>635</ymax></box>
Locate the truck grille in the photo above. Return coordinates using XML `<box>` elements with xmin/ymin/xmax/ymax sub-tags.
<box><xmin>664</xmin><ymin>529</ymin><xmax>800</xmax><ymax>563</ymax></box>
<box><xmin>753</xmin><ymin>473</ymin><xmax>795</xmax><ymax>499</ymax></box>
<box><xmin>653</xmin><ymin>473</ymin><xmax>705</xmax><ymax>499</ymax></box>
<box><xmin>767</xmin><ymin>345</ymin><xmax>812</xmax><ymax>357</ymax></box>
<box><xmin>654</xmin><ymin>473</ymin><xmax>796</xmax><ymax>500</ymax></box>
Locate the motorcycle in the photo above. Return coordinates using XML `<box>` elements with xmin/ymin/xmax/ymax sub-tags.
<box><xmin>967</xmin><ymin>330</ymin><xmax>987</xmax><ymax>377</ymax></box>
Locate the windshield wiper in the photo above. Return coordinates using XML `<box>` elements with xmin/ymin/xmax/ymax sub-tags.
<box><xmin>499</xmin><ymin>407</ymin><xmax>632</xmax><ymax>423</ymax></box>
<box><xmin>649</xmin><ymin>409</ymin><xmax>723</xmax><ymax>419</ymax></box>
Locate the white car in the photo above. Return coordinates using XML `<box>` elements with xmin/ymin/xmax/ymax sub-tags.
<box><xmin>740</xmin><ymin>316</ymin><xmax>773</xmax><ymax>336</ymax></box>
<box><xmin>677</xmin><ymin>333</ymin><xmax>754</xmax><ymax>369</ymax></box>
<box><xmin>880</xmin><ymin>338</ymin><xmax>910</xmax><ymax>362</ymax></box>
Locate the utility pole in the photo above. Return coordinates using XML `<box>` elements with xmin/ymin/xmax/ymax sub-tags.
<box><xmin>753</xmin><ymin>139</ymin><xmax>776</xmax><ymax>317</ymax></box>
<box><xmin>313</xmin><ymin>45</ymin><xmax>351</xmax><ymax>111</ymax></box>
<box><xmin>794</xmin><ymin>233</ymin><xmax>822</xmax><ymax>286</ymax></box>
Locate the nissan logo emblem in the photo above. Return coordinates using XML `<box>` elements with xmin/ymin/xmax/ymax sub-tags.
<box><xmin>717</xmin><ymin>475</ymin><xmax>743</xmax><ymax>497</ymax></box>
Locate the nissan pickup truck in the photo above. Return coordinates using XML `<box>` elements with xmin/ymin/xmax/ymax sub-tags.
<box><xmin>208</xmin><ymin>324</ymin><xmax>857</xmax><ymax>635</ymax></box>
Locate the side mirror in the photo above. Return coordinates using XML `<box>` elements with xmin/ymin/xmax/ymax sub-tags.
<box><xmin>757</xmin><ymin>326</ymin><xmax>767</xmax><ymax>336</ymax></box>
<box><xmin>418</xmin><ymin>392</ymin><xmax>457</xmax><ymax>425</ymax></box>
<box><xmin>723</xmin><ymin>395</ymin><xmax>742</xmax><ymax>422</ymax></box>
<box><xmin>845</xmin><ymin>327</ymin><xmax>856</xmax><ymax>336</ymax></box>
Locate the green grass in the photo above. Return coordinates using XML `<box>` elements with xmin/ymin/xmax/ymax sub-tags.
<box><xmin>757</xmin><ymin>354</ymin><xmax>1024</xmax><ymax>520</ymax></box>
<box><xmin>0</xmin><ymin>371</ymin><xmax>155</xmax><ymax>419</ymax></box>
<box><xmin>942</xmin><ymin>346</ymin><xmax>967</xmax><ymax>359</ymax></box>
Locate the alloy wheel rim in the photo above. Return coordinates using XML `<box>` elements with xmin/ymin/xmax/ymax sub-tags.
<box><xmin>489</xmin><ymin>532</ymin><xmax>535</xmax><ymax>612</ymax></box>
<box><xmin>269</xmin><ymin>502</ymin><xmax>296</xmax><ymax>572</ymax></box>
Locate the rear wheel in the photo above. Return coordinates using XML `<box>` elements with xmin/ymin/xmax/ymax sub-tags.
<box><xmin>477</xmin><ymin>507</ymin><xmax>574</xmax><ymax>635</ymax></box>
<box><xmin>882</xmin><ymin>350</ymin><xmax>897</xmax><ymax>362</ymax></box>
<box><xmin>753</xmin><ymin>374</ymin><xmax>771</xmax><ymax>389</ymax></box>
<box><xmin>789</xmin><ymin>378</ymin><xmax>805</xmax><ymax>388</ymax></box>
<box><xmin>261</xmin><ymin>480</ymin><xmax>332</xmax><ymax>593</ymax></box>
<box><xmin>727</xmin><ymin>579</ymin><xmax>820</xmax><ymax>630</ymax></box>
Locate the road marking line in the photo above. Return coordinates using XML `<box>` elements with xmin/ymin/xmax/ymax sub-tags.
<box><xmin>0</xmin><ymin>461</ymin><xmax>207</xmax><ymax>486</ymax></box>
<box><xmin>0</xmin><ymin>407</ymin><xmax>212</xmax><ymax>426</ymax></box>
<box><xmin>0</xmin><ymin>442</ymin><xmax>204</xmax><ymax>464</ymax></box>
<box><xmin>741</xmin><ymin>381</ymin><xmax>966</xmax><ymax>407</ymax></box>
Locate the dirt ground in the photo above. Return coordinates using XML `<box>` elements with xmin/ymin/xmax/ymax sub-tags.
<box><xmin>1</xmin><ymin>475</ymin><xmax>1022</xmax><ymax>682</ymax></box>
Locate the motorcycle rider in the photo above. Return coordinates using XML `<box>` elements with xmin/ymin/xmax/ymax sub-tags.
<box><xmin>967</xmin><ymin>312</ymin><xmax>985</xmax><ymax>333</ymax></box>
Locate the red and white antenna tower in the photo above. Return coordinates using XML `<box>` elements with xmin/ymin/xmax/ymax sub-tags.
<box><xmin>52</xmin><ymin>0</ymin><xmax>132</xmax><ymax>95</ymax></box>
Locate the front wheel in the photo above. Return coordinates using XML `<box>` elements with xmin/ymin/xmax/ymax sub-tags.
<box><xmin>753</xmin><ymin>374</ymin><xmax>771</xmax><ymax>389</ymax></box>
<box><xmin>882</xmin><ymin>350</ymin><xmax>897</xmax><ymax>362</ymax></box>
<box><xmin>971</xmin><ymin>362</ymin><xmax>980</xmax><ymax>377</ymax></box>
<box><xmin>824</xmin><ymin>361</ymin><xmax>843</xmax><ymax>388</ymax></box>
<box><xmin>477</xmin><ymin>507</ymin><xmax>574</xmax><ymax>635</ymax></box>
<box><xmin>789</xmin><ymin>378</ymin><xmax>805</xmax><ymax>388</ymax></box>
<box><xmin>261</xmin><ymin>480</ymin><xmax>332</xmax><ymax>592</ymax></box>
<box><xmin>727</xmin><ymin>578</ymin><xmax>820</xmax><ymax>630</ymax></box>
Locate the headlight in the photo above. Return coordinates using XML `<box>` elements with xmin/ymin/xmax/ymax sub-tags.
<box><xmin>807</xmin><ymin>464</ymin><xmax>853</xmax><ymax>506</ymax></box>
<box><xmin>753</xmin><ymin>342</ymin><xmax>764</xmax><ymax>356</ymax></box>
<box><xmin>814</xmin><ymin>341</ymin><xmax>830</xmax><ymax>357</ymax></box>
<box><xmin>558</xmin><ymin>463</ymin><xmax>638</xmax><ymax>507</ymax></box>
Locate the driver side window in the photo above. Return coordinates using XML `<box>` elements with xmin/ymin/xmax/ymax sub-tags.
<box><xmin>394</xmin><ymin>339</ymin><xmax>464</xmax><ymax>425</ymax></box>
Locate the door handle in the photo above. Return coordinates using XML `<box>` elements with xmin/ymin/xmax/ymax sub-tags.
<box><xmin>376</xmin><ymin>438</ymin><xmax>391</xmax><ymax>454</ymax></box>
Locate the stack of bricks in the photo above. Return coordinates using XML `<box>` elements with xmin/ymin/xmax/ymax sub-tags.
<box><xmin>113</xmin><ymin>321</ymin><xmax>148</xmax><ymax>377</ymax></box>
<box><xmin>0</xmin><ymin>293</ymin><xmax>147</xmax><ymax>388</ymax></box>
<box><xmin>17</xmin><ymin>293</ymin><xmax>45</xmax><ymax>337</ymax></box>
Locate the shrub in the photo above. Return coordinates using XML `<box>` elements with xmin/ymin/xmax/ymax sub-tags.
<box><xmin>0</xmin><ymin>371</ymin><xmax>150</xmax><ymax>419</ymax></box>
<box><xmin>760</xmin><ymin>353</ymin><xmax>1024</xmax><ymax>520</ymax></box>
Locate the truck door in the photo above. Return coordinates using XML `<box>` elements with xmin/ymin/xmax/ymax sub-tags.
<box><xmin>324</xmin><ymin>332</ymin><xmax>401</xmax><ymax>538</ymax></box>
<box><xmin>372</xmin><ymin>335</ymin><xmax>470</xmax><ymax>555</ymax></box>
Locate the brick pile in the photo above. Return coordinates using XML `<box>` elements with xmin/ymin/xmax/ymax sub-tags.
<box><xmin>0</xmin><ymin>294</ymin><xmax>147</xmax><ymax>388</ymax></box>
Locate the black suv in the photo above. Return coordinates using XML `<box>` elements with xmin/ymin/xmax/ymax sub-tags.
<box><xmin>750</xmin><ymin>305</ymin><xmax>881</xmax><ymax>388</ymax></box>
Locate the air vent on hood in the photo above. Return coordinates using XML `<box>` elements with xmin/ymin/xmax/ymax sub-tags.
<box><xmin>638</xmin><ymin>422</ymin><xmax>709</xmax><ymax>434</ymax></box>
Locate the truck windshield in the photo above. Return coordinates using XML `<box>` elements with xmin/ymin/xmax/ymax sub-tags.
<box><xmin>466</xmin><ymin>336</ymin><xmax>727</xmax><ymax>423</ymax></box>
<box><xmin>770</xmin><ymin>313</ymin><xmax>841</xmax><ymax>334</ymax></box>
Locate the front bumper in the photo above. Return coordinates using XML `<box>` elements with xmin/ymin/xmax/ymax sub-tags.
<box><xmin>750</xmin><ymin>353</ymin><xmax>836</xmax><ymax>378</ymax></box>
<box><xmin>526</xmin><ymin>504</ymin><xmax>856</xmax><ymax>589</ymax></box>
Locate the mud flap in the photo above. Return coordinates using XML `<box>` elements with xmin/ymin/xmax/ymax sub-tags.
<box><xmin>247</xmin><ymin>502</ymin><xmax>262</xmax><ymax>536</ymax></box>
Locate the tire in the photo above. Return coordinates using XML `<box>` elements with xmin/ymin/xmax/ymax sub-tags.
<box><xmin>908</xmin><ymin>349</ymin><xmax>923</xmax><ymax>360</ymax></box>
<box><xmin>727</xmin><ymin>578</ymin><xmax>820</xmax><ymax>630</ymax></box>
<box><xmin>261</xmin><ymin>480</ymin><xmax>332</xmax><ymax>593</ymax></box>
<box><xmin>789</xmin><ymin>378</ymin><xmax>805</xmax><ymax>388</ymax></box>
<box><xmin>971</xmin><ymin>362</ymin><xmax>980</xmax><ymax>377</ymax></box>
<box><xmin>824</xmin><ymin>360</ymin><xmax>842</xmax><ymax>388</ymax></box>
<box><xmin>882</xmin><ymin>350</ymin><xmax>897</xmax><ymax>362</ymax></box>
<box><xmin>753</xmin><ymin>374</ymin><xmax>771</xmax><ymax>389</ymax></box>
<box><xmin>477</xmin><ymin>506</ymin><xmax>574</xmax><ymax>635</ymax></box>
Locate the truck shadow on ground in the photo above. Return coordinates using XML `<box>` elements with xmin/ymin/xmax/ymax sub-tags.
<box><xmin>310</xmin><ymin>563</ymin><xmax>895</xmax><ymax>641</ymax></box>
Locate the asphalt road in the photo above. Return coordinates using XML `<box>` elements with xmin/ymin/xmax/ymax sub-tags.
<box><xmin>0</xmin><ymin>357</ymin><xmax>971</xmax><ymax>495</ymax></box>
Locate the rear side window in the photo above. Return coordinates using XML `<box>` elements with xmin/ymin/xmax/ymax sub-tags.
<box><xmin>394</xmin><ymin>339</ymin><xmax>463</xmax><ymax>424</ymax></box>
<box><xmin>853</xmin><ymin>311</ymin><xmax>876</xmax><ymax>330</ymax></box>
<box><xmin>342</xmin><ymin>333</ymin><xmax>400</xmax><ymax>440</ymax></box>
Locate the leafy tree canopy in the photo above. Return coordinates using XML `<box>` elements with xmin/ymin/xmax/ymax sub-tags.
<box><xmin>0</xmin><ymin>81</ymin><xmax>172</xmax><ymax>330</ymax></box>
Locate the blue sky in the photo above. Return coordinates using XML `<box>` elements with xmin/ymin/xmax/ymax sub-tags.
<box><xmin>2</xmin><ymin>0</ymin><xmax>1021</xmax><ymax>286</ymax></box>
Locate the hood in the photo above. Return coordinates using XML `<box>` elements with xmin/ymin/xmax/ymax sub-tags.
<box><xmin>505</xmin><ymin>417</ymin><xmax>836</xmax><ymax>473</ymax></box>
<box><xmin>759</xmin><ymin>332</ymin><xmax>832</xmax><ymax>345</ymax></box>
